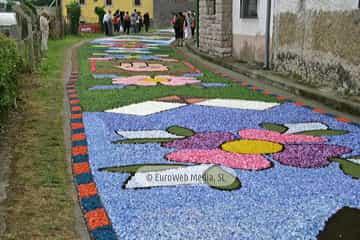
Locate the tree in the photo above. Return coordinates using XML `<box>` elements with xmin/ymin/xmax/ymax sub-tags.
<box><xmin>95</xmin><ymin>6</ymin><xmax>106</xmax><ymax>31</ymax></box>
<box><xmin>66</xmin><ymin>1</ymin><xmax>81</xmax><ymax>35</ymax></box>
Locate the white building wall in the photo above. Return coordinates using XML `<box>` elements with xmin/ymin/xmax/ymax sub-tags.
<box><xmin>232</xmin><ymin>0</ymin><xmax>274</xmax><ymax>62</ymax></box>
<box><xmin>232</xmin><ymin>0</ymin><xmax>269</xmax><ymax>36</ymax></box>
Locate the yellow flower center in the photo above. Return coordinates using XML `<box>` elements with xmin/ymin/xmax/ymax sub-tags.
<box><xmin>128</xmin><ymin>55</ymin><xmax>139</xmax><ymax>59</ymax></box>
<box><xmin>221</xmin><ymin>140</ymin><xmax>283</xmax><ymax>154</ymax></box>
<box><xmin>143</xmin><ymin>77</ymin><xmax>169</xmax><ymax>83</ymax></box>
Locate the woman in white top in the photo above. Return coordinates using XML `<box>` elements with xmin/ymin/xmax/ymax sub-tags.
<box><xmin>103</xmin><ymin>10</ymin><xmax>113</xmax><ymax>36</ymax></box>
<box><xmin>40</xmin><ymin>12</ymin><xmax>49</xmax><ymax>53</ymax></box>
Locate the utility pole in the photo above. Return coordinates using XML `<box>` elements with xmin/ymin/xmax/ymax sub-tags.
<box><xmin>196</xmin><ymin>0</ymin><xmax>199</xmax><ymax>48</ymax></box>
<box><xmin>264</xmin><ymin>0</ymin><xmax>271</xmax><ymax>69</ymax></box>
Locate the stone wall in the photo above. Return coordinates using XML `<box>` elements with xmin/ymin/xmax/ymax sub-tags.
<box><xmin>199</xmin><ymin>0</ymin><xmax>232</xmax><ymax>57</ymax></box>
<box><xmin>153</xmin><ymin>0</ymin><xmax>196</xmax><ymax>28</ymax></box>
<box><xmin>272</xmin><ymin>0</ymin><xmax>360</xmax><ymax>95</ymax></box>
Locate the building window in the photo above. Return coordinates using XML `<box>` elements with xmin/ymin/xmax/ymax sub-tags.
<box><xmin>106</xmin><ymin>0</ymin><xmax>112</xmax><ymax>6</ymax></box>
<box><xmin>134</xmin><ymin>0</ymin><xmax>141</xmax><ymax>6</ymax></box>
<box><xmin>240</xmin><ymin>0</ymin><xmax>258</xmax><ymax>18</ymax></box>
<box><xmin>79</xmin><ymin>0</ymin><xmax>85</xmax><ymax>5</ymax></box>
<box><xmin>206</xmin><ymin>0</ymin><xmax>216</xmax><ymax>15</ymax></box>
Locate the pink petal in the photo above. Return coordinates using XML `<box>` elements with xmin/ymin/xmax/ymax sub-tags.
<box><xmin>157</xmin><ymin>75</ymin><xmax>201</xmax><ymax>86</ymax></box>
<box><xmin>239</xmin><ymin>129</ymin><xmax>327</xmax><ymax>144</ymax></box>
<box><xmin>165</xmin><ymin>149</ymin><xmax>272</xmax><ymax>170</ymax></box>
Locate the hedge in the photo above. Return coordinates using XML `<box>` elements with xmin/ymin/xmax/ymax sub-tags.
<box><xmin>0</xmin><ymin>34</ymin><xmax>21</xmax><ymax>112</ymax></box>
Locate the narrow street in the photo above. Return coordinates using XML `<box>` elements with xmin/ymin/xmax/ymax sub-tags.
<box><xmin>67</xmin><ymin>33</ymin><xmax>360</xmax><ymax>239</ymax></box>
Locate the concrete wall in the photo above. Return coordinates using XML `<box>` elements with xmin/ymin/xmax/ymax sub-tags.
<box><xmin>232</xmin><ymin>0</ymin><xmax>273</xmax><ymax>62</ymax></box>
<box><xmin>153</xmin><ymin>0</ymin><xmax>196</xmax><ymax>28</ymax></box>
<box><xmin>199</xmin><ymin>0</ymin><xmax>233</xmax><ymax>57</ymax></box>
<box><xmin>272</xmin><ymin>0</ymin><xmax>360</xmax><ymax>95</ymax></box>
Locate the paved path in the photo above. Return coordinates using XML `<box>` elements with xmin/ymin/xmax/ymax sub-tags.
<box><xmin>67</xmin><ymin>34</ymin><xmax>360</xmax><ymax>240</ymax></box>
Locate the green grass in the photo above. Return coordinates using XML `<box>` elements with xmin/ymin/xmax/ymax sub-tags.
<box><xmin>77</xmin><ymin>40</ymin><xmax>277</xmax><ymax>112</ymax></box>
<box><xmin>0</xmin><ymin>35</ymin><xmax>92</xmax><ymax>240</ymax></box>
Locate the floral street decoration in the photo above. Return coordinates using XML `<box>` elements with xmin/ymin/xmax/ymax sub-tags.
<box><xmin>112</xmin><ymin>75</ymin><xmax>201</xmax><ymax>86</ymax></box>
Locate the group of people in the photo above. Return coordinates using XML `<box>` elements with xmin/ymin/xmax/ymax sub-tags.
<box><xmin>103</xmin><ymin>9</ymin><xmax>150</xmax><ymax>36</ymax></box>
<box><xmin>172</xmin><ymin>11</ymin><xmax>196</xmax><ymax>47</ymax></box>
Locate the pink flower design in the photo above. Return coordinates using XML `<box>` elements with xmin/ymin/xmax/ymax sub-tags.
<box><xmin>164</xmin><ymin>129</ymin><xmax>351</xmax><ymax>170</ymax></box>
<box><xmin>112</xmin><ymin>75</ymin><xmax>201</xmax><ymax>86</ymax></box>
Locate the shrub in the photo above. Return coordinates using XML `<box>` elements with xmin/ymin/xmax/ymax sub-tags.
<box><xmin>67</xmin><ymin>2</ymin><xmax>81</xmax><ymax>35</ymax></box>
<box><xmin>0</xmin><ymin>34</ymin><xmax>21</xmax><ymax>112</ymax></box>
<box><xmin>95</xmin><ymin>6</ymin><xmax>106</xmax><ymax>31</ymax></box>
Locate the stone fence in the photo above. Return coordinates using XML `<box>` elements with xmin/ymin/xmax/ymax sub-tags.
<box><xmin>13</xmin><ymin>3</ymin><xmax>41</xmax><ymax>72</ymax></box>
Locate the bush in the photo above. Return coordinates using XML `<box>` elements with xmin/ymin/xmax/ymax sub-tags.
<box><xmin>95</xmin><ymin>6</ymin><xmax>106</xmax><ymax>31</ymax></box>
<box><xmin>67</xmin><ymin>2</ymin><xmax>81</xmax><ymax>35</ymax></box>
<box><xmin>0</xmin><ymin>34</ymin><xmax>21</xmax><ymax>112</ymax></box>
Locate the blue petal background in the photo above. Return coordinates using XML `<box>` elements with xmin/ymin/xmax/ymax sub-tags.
<box><xmin>83</xmin><ymin>103</ymin><xmax>360</xmax><ymax>240</ymax></box>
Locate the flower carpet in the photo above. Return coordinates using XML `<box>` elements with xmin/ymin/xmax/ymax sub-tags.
<box><xmin>69</xmin><ymin>34</ymin><xmax>360</xmax><ymax>240</ymax></box>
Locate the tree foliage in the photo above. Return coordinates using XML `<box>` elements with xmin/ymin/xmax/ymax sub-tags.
<box><xmin>67</xmin><ymin>2</ymin><xmax>81</xmax><ymax>35</ymax></box>
<box><xmin>0</xmin><ymin>34</ymin><xmax>22</xmax><ymax>112</ymax></box>
<box><xmin>95</xmin><ymin>6</ymin><xmax>106</xmax><ymax>31</ymax></box>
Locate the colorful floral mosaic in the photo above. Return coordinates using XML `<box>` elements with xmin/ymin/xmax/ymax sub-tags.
<box><xmin>112</xmin><ymin>75</ymin><xmax>200</xmax><ymax>86</ymax></box>
<box><xmin>83</xmin><ymin>101</ymin><xmax>360</xmax><ymax>239</ymax></box>
<box><xmin>74</xmin><ymin>35</ymin><xmax>360</xmax><ymax>240</ymax></box>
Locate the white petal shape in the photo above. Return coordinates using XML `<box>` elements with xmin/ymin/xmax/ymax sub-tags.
<box><xmin>125</xmin><ymin>164</ymin><xmax>214</xmax><ymax>189</ymax></box>
<box><xmin>284</xmin><ymin>122</ymin><xmax>328</xmax><ymax>134</ymax></box>
<box><xmin>115</xmin><ymin>130</ymin><xmax>184</xmax><ymax>139</ymax></box>
<box><xmin>105</xmin><ymin>101</ymin><xmax>186</xmax><ymax>116</ymax></box>
<box><xmin>195</xmin><ymin>99</ymin><xmax>279</xmax><ymax>110</ymax></box>
<box><xmin>348</xmin><ymin>158</ymin><xmax>360</xmax><ymax>165</ymax></box>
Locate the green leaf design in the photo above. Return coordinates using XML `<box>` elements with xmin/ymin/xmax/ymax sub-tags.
<box><xmin>99</xmin><ymin>164</ymin><xmax>188</xmax><ymax>174</ymax></box>
<box><xmin>296</xmin><ymin>129</ymin><xmax>349</xmax><ymax>136</ymax></box>
<box><xmin>112</xmin><ymin>138</ymin><xmax>174</xmax><ymax>144</ymax></box>
<box><xmin>166</xmin><ymin>125</ymin><xmax>195</xmax><ymax>137</ymax></box>
<box><xmin>330</xmin><ymin>158</ymin><xmax>360</xmax><ymax>179</ymax></box>
<box><xmin>260</xmin><ymin>123</ymin><xmax>288</xmax><ymax>133</ymax></box>
<box><xmin>203</xmin><ymin>166</ymin><xmax>241</xmax><ymax>191</ymax></box>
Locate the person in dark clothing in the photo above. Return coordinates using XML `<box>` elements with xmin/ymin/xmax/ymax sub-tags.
<box><xmin>174</xmin><ymin>12</ymin><xmax>185</xmax><ymax>47</ymax></box>
<box><xmin>120</xmin><ymin>11</ymin><xmax>124</xmax><ymax>32</ymax></box>
<box><xmin>143</xmin><ymin>12</ymin><xmax>150</xmax><ymax>32</ymax></box>
<box><xmin>113</xmin><ymin>10</ymin><xmax>120</xmax><ymax>33</ymax></box>
<box><xmin>191</xmin><ymin>12</ymin><xmax>196</xmax><ymax>38</ymax></box>
<box><xmin>171</xmin><ymin>12</ymin><xmax>176</xmax><ymax>35</ymax></box>
<box><xmin>138</xmin><ymin>12</ymin><xmax>143</xmax><ymax>32</ymax></box>
<box><xmin>123</xmin><ymin>12</ymin><xmax>131</xmax><ymax>34</ymax></box>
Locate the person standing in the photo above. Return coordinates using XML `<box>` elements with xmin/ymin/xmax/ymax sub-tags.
<box><xmin>185</xmin><ymin>11</ymin><xmax>192</xmax><ymax>40</ymax></box>
<box><xmin>40</xmin><ymin>11</ymin><xmax>49</xmax><ymax>55</ymax></box>
<box><xmin>113</xmin><ymin>10</ymin><xmax>120</xmax><ymax>33</ymax></box>
<box><xmin>191</xmin><ymin>12</ymin><xmax>196</xmax><ymax>38</ymax></box>
<box><xmin>124</xmin><ymin>12</ymin><xmax>130</xmax><ymax>34</ymax></box>
<box><xmin>130</xmin><ymin>10</ymin><xmax>137</xmax><ymax>34</ymax></box>
<box><xmin>171</xmin><ymin>12</ymin><xmax>177</xmax><ymax>34</ymax></box>
<box><xmin>174</xmin><ymin>12</ymin><xmax>185</xmax><ymax>47</ymax></box>
<box><xmin>107</xmin><ymin>10</ymin><xmax>113</xmax><ymax>36</ymax></box>
<box><xmin>120</xmin><ymin>11</ymin><xmax>124</xmax><ymax>32</ymax></box>
<box><xmin>138</xmin><ymin>12</ymin><xmax>143</xmax><ymax>33</ymax></box>
<box><xmin>143</xmin><ymin>12</ymin><xmax>150</xmax><ymax>32</ymax></box>
<box><xmin>103</xmin><ymin>10</ymin><xmax>111</xmax><ymax>35</ymax></box>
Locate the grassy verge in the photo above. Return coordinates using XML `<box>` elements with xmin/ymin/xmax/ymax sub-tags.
<box><xmin>77</xmin><ymin>42</ymin><xmax>277</xmax><ymax>112</ymax></box>
<box><xmin>0</xmin><ymin>35</ymin><xmax>94</xmax><ymax>240</ymax></box>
